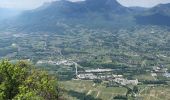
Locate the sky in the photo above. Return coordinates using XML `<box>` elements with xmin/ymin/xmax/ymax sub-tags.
<box><xmin>117</xmin><ymin>0</ymin><xmax>170</xmax><ymax>8</ymax></box>
<box><xmin>0</xmin><ymin>0</ymin><xmax>170</xmax><ymax>10</ymax></box>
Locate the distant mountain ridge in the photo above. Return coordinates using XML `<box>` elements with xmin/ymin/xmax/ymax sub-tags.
<box><xmin>6</xmin><ymin>0</ymin><xmax>133</xmax><ymax>32</ymax></box>
<box><xmin>29</xmin><ymin>0</ymin><xmax>129</xmax><ymax>16</ymax></box>
<box><xmin>151</xmin><ymin>3</ymin><xmax>170</xmax><ymax>15</ymax></box>
<box><xmin>1</xmin><ymin>0</ymin><xmax>170</xmax><ymax>32</ymax></box>
<box><xmin>135</xmin><ymin>3</ymin><xmax>170</xmax><ymax>26</ymax></box>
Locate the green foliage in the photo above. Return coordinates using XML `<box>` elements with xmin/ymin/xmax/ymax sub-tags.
<box><xmin>0</xmin><ymin>60</ymin><xmax>61</xmax><ymax>100</ymax></box>
<box><xmin>142</xmin><ymin>80</ymin><xmax>167</xmax><ymax>84</ymax></box>
<box><xmin>133</xmin><ymin>86</ymin><xmax>139</xmax><ymax>94</ymax></box>
<box><xmin>114</xmin><ymin>95</ymin><xmax>128</xmax><ymax>100</ymax></box>
<box><xmin>93</xmin><ymin>79</ymin><xmax>102</xmax><ymax>84</ymax></box>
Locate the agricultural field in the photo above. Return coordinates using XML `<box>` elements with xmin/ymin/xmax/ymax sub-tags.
<box><xmin>139</xmin><ymin>85</ymin><xmax>170</xmax><ymax>100</ymax></box>
<box><xmin>61</xmin><ymin>80</ymin><xmax>170</xmax><ymax>100</ymax></box>
<box><xmin>133</xmin><ymin>73</ymin><xmax>155</xmax><ymax>81</ymax></box>
<box><xmin>60</xmin><ymin>80</ymin><xmax>127</xmax><ymax>100</ymax></box>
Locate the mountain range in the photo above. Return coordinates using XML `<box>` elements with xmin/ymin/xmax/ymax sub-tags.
<box><xmin>1</xmin><ymin>0</ymin><xmax>170</xmax><ymax>32</ymax></box>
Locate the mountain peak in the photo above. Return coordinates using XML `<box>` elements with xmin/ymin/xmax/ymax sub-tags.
<box><xmin>85</xmin><ymin>0</ymin><xmax>124</xmax><ymax>10</ymax></box>
<box><xmin>73</xmin><ymin>0</ymin><xmax>128</xmax><ymax>14</ymax></box>
<box><xmin>35</xmin><ymin>0</ymin><xmax>128</xmax><ymax>14</ymax></box>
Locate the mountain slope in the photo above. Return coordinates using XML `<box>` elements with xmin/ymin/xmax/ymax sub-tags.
<box><xmin>1</xmin><ymin>0</ymin><xmax>170</xmax><ymax>32</ymax></box>
<box><xmin>135</xmin><ymin>3</ymin><xmax>170</xmax><ymax>26</ymax></box>
<box><xmin>5</xmin><ymin>0</ymin><xmax>134</xmax><ymax>32</ymax></box>
<box><xmin>151</xmin><ymin>3</ymin><xmax>170</xmax><ymax>16</ymax></box>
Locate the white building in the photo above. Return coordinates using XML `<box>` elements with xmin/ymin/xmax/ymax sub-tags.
<box><xmin>77</xmin><ymin>73</ymin><xmax>97</xmax><ymax>80</ymax></box>
<box><xmin>37</xmin><ymin>60</ymin><xmax>74</xmax><ymax>66</ymax></box>
<box><xmin>85</xmin><ymin>68</ymin><xmax>113</xmax><ymax>73</ymax></box>
<box><xmin>113</xmin><ymin>78</ymin><xmax>138</xmax><ymax>85</ymax></box>
<box><xmin>113</xmin><ymin>74</ymin><xmax>123</xmax><ymax>78</ymax></box>
<box><xmin>163</xmin><ymin>73</ymin><xmax>170</xmax><ymax>78</ymax></box>
<box><xmin>151</xmin><ymin>73</ymin><xmax>157</xmax><ymax>77</ymax></box>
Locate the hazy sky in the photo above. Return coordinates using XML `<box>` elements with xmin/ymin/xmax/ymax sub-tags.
<box><xmin>0</xmin><ymin>0</ymin><xmax>170</xmax><ymax>10</ymax></box>
<box><xmin>117</xmin><ymin>0</ymin><xmax>170</xmax><ymax>7</ymax></box>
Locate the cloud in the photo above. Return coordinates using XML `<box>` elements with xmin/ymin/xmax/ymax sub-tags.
<box><xmin>117</xmin><ymin>0</ymin><xmax>170</xmax><ymax>7</ymax></box>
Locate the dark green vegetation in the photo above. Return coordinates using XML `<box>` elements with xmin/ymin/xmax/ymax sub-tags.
<box><xmin>0</xmin><ymin>60</ymin><xmax>62</xmax><ymax>100</ymax></box>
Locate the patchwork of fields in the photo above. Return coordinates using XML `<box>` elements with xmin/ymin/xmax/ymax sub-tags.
<box><xmin>61</xmin><ymin>80</ymin><xmax>170</xmax><ymax>100</ymax></box>
<box><xmin>61</xmin><ymin>80</ymin><xmax>127</xmax><ymax>100</ymax></box>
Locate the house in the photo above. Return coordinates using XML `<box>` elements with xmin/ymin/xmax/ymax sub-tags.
<box><xmin>163</xmin><ymin>73</ymin><xmax>170</xmax><ymax>78</ymax></box>
<box><xmin>151</xmin><ymin>73</ymin><xmax>157</xmax><ymax>77</ymax></box>
<box><xmin>153</xmin><ymin>66</ymin><xmax>161</xmax><ymax>72</ymax></box>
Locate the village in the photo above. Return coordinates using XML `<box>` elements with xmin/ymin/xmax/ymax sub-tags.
<box><xmin>36</xmin><ymin>58</ymin><xmax>170</xmax><ymax>88</ymax></box>
<box><xmin>36</xmin><ymin>59</ymin><xmax>139</xmax><ymax>86</ymax></box>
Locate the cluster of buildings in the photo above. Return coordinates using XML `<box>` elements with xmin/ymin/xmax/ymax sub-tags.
<box><xmin>37</xmin><ymin>60</ymin><xmax>74</xmax><ymax>66</ymax></box>
<box><xmin>37</xmin><ymin>59</ymin><xmax>139</xmax><ymax>86</ymax></box>
<box><xmin>163</xmin><ymin>73</ymin><xmax>170</xmax><ymax>78</ymax></box>
<box><xmin>76</xmin><ymin>68</ymin><xmax>138</xmax><ymax>86</ymax></box>
<box><xmin>77</xmin><ymin>73</ymin><xmax>123</xmax><ymax>80</ymax></box>
<box><xmin>85</xmin><ymin>68</ymin><xmax>113</xmax><ymax>73</ymax></box>
<box><xmin>77</xmin><ymin>73</ymin><xmax>97</xmax><ymax>80</ymax></box>
<box><xmin>112</xmin><ymin>78</ymin><xmax>138</xmax><ymax>85</ymax></box>
<box><xmin>152</xmin><ymin>66</ymin><xmax>168</xmax><ymax>73</ymax></box>
<box><xmin>76</xmin><ymin>68</ymin><xmax>114</xmax><ymax>80</ymax></box>
<box><xmin>152</xmin><ymin>66</ymin><xmax>170</xmax><ymax>78</ymax></box>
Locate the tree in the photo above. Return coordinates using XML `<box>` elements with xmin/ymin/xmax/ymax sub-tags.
<box><xmin>0</xmin><ymin>60</ymin><xmax>62</xmax><ymax>100</ymax></box>
<box><xmin>126</xmin><ymin>88</ymin><xmax>133</xmax><ymax>97</ymax></box>
<box><xmin>114</xmin><ymin>95</ymin><xmax>127</xmax><ymax>100</ymax></box>
<box><xmin>133</xmin><ymin>86</ymin><xmax>139</xmax><ymax>94</ymax></box>
<box><xmin>93</xmin><ymin>79</ymin><xmax>102</xmax><ymax>84</ymax></box>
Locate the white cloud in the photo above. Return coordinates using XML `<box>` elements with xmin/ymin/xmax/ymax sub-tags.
<box><xmin>117</xmin><ymin>0</ymin><xmax>170</xmax><ymax>8</ymax></box>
